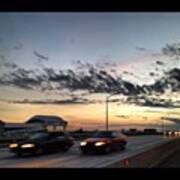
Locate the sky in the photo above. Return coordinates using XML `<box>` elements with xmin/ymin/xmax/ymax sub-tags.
<box><xmin>0</xmin><ymin>12</ymin><xmax>180</xmax><ymax>130</ymax></box>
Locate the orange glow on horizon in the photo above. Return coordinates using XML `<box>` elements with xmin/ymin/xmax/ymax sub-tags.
<box><xmin>0</xmin><ymin>100</ymin><xmax>177</xmax><ymax>130</ymax></box>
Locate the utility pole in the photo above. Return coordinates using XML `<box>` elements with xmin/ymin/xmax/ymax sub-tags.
<box><xmin>106</xmin><ymin>96</ymin><xmax>109</xmax><ymax>132</ymax></box>
<box><xmin>105</xmin><ymin>92</ymin><xmax>119</xmax><ymax>132</ymax></box>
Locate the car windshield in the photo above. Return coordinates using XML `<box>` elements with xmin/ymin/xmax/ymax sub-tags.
<box><xmin>29</xmin><ymin>133</ymin><xmax>49</xmax><ymax>140</ymax></box>
<box><xmin>92</xmin><ymin>131</ymin><xmax>113</xmax><ymax>138</ymax></box>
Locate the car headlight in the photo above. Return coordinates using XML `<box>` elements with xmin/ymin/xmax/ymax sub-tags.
<box><xmin>9</xmin><ymin>143</ymin><xmax>18</xmax><ymax>148</ymax></box>
<box><xmin>21</xmin><ymin>144</ymin><xmax>35</xmax><ymax>148</ymax></box>
<box><xmin>95</xmin><ymin>142</ymin><xmax>106</xmax><ymax>146</ymax></box>
<box><xmin>80</xmin><ymin>141</ymin><xmax>87</xmax><ymax>146</ymax></box>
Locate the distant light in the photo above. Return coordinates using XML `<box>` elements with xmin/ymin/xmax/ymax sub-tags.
<box><xmin>175</xmin><ymin>131</ymin><xmax>178</xmax><ymax>136</ymax></box>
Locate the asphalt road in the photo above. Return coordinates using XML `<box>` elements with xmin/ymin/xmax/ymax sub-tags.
<box><xmin>157</xmin><ymin>149</ymin><xmax>180</xmax><ymax>168</ymax></box>
<box><xmin>0</xmin><ymin>135</ymin><xmax>174</xmax><ymax>168</ymax></box>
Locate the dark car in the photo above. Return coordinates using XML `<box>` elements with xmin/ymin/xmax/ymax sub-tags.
<box><xmin>9</xmin><ymin>132</ymin><xmax>74</xmax><ymax>157</ymax></box>
<box><xmin>79</xmin><ymin>131</ymin><xmax>127</xmax><ymax>154</ymax></box>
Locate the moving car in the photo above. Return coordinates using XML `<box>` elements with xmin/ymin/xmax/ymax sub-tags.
<box><xmin>79</xmin><ymin>131</ymin><xmax>127</xmax><ymax>154</ymax></box>
<box><xmin>9</xmin><ymin>132</ymin><xmax>74</xmax><ymax>157</ymax></box>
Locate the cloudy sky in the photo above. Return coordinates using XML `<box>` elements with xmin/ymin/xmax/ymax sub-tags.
<box><xmin>0</xmin><ymin>12</ymin><xmax>180</xmax><ymax>130</ymax></box>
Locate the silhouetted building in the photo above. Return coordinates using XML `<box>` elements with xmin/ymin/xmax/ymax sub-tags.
<box><xmin>129</xmin><ymin>128</ymin><xmax>137</xmax><ymax>133</ymax></box>
<box><xmin>144</xmin><ymin>129</ymin><xmax>157</xmax><ymax>134</ymax></box>
<box><xmin>26</xmin><ymin>115</ymin><xmax>68</xmax><ymax>131</ymax></box>
<box><xmin>2</xmin><ymin>115</ymin><xmax>68</xmax><ymax>140</ymax></box>
<box><xmin>0</xmin><ymin>120</ymin><xmax>5</xmax><ymax>135</ymax></box>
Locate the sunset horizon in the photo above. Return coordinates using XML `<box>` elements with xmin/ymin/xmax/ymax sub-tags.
<box><xmin>0</xmin><ymin>13</ymin><xmax>180</xmax><ymax>131</ymax></box>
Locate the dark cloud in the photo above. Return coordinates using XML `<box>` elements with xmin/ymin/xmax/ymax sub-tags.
<box><xmin>122</xmin><ymin>71</ymin><xmax>143</xmax><ymax>81</ymax></box>
<box><xmin>0</xmin><ymin>55</ymin><xmax>18</xmax><ymax>69</ymax></box>
<box><xmin>33</xmin><ymin>51</ymin><xmax>49</xmax><ymax>61</ymax></box>
<box><xmin>0</xmin><ymin>68</ymin><xmax>44</xmax><ymax>90</ymax></box>
<box><xmin>126</xmin><ymin>96</ymin><xmax>180</xmax><ymax>108</ymax></box>
<box><xmin>116</xmin><ymin>115</ymin><xmax>129</xmax><ymax>119</ymax></box>
<box><xmin>149</xmin><ymin>68</ymin><xmax>180</xmax><ymax>93</ymax></box>
<box><xmin>0</xmin><ymin>58</ymin><xmax>180</xmax><ymax>109</ymax></box>
<box><xmin>144</xmin><ymin>110</ymin><xmax>162</xmax><ymax>113</ymax></box>
<box><xmin>149</xmin><ymin>72</ymin><xmax>160</xmax><ymax>78</ymax></box>
<box><xmin>162</xmin><ymin>43</ymin><xmax>180</xmax><ymax>58</ymax></box>
<box><xmin>2</xmin><ymin>96</ymin><xmax>120</xmax><ymax>105</ymax></box>
<box><xmin>141</xmin><ymin>100</ymin><xmax>180</xmax><ymax>108</ymax></box>
<box><xmin>161</xmin><ymin>117</ymin><xmax>180</xmax><ymax>124</ymax></box>
<box><xmin>41</xmin><ymin>62</ymin><xmax>143</xmax><ymax>96</ymax></box>
<box><xmin>7</xmin><ymin>97</ymin><xmax>92</xmax><ymax>105</ymax></box>
<box><xmin>13</xmin><ymin>42</ymin><xmax>23</xmax><ymax>50</ymax></box>
<box><xmin>1</xmin><ymin>62</ymin><xmax>18</xmax><ymax>69</ymax></box>
<box><xmin>73</xmin><ymin>60</ymin><xmax>117</xmax><ymax>72</ymax></box>
<box><xmin>156</xmin><ymin>61</ymin><xmax>164</xmax><ymax>66</ymax></box>
<box><xmin>149</xmin><ymin>72</ymin><xmax>155</xmax><ymax>77</ymax></box>
<box><xmin>108</xmin><ymin>99</ymin><xmax>121</xmax><ymax>103</ymax></box>
<box><xmin>122</xmin><ymin>71</ymin><xmax>133</xmax><ymax>75</ymax></box>
<box><xmin>0</xmin><ymin>61</ymin><xmax>147</xmax><ymax>108</ymax></box>
<box><xmin>1</xmin><ymin>62</ymin><xmax>179</xmax><ymax>97</ymax></box>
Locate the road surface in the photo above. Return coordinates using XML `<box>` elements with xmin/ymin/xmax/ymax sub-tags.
<box><xmin>157</xmin><ymin>149</ymin><xmax>180</xmax><ymax>168</ymax></box>
<box><xmin>0</xmin><ymin>135</ymin><xmax>174</xmax><ymax>168</ymax></box>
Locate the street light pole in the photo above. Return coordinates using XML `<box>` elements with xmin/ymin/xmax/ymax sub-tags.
<box><xmin>162</xmin><ymin>117</ymin><xmax>165</xmax><ymax>135</ymax></box>
<box><xmin>106</xmin><ymin>96</ymin><xmax>109</xmax><ymax>132</ymax></box>
<box><xmin>161</xmin><ymin>117</ymin><xmax>166</xmax><ymax>136</ymax></box>
<box><xmin>105</xmin><ymin>92</ymin><xmax>119</xmax><ymax>132</ymax></box>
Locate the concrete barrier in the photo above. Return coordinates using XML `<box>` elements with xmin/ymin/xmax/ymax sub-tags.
<box><xmin>106</xmin><ymin>137</ymin><xmax>180</xmax><ymax>168</ymax></box>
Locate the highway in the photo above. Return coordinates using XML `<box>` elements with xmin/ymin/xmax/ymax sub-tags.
<box><xmin>0</xmin><ymin>135</ymin><xmax>174</xmax><ymax>168</ymax></box>
<box><xmin>157</xmin><ymin>149</ymin><xmax>180</xmax><ymax>168</ymax></box>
